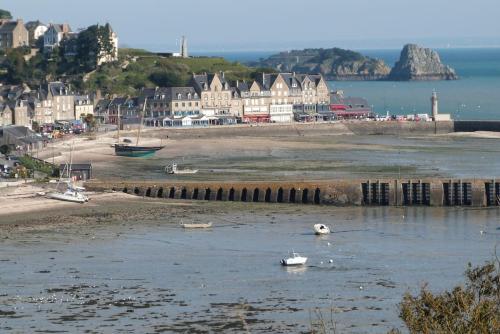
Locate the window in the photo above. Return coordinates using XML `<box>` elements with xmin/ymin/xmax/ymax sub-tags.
<box><xmin>175</xmin><ymin>103</ymin><xmax>178</xmax><ymax>107</ymax></box>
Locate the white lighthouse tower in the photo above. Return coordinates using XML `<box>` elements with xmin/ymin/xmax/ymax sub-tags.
<box><xmin>431</xmin><ymin>90</ymin><xmax>439</xmax><ymax>121</ymax></box>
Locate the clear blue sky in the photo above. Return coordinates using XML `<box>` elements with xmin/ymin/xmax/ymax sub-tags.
<box><xmin>4</xmin><ymin>0</ymin><xmax>500</xmax><ymax>51</ymax></box>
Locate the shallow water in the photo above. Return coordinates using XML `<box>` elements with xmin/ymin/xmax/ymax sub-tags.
<box><xmin>1</xmin><ymin>205</ymin><xmax>499</xmax><ymax>333</ymax></box>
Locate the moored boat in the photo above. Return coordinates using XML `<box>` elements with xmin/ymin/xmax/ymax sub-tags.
<box><xmin>47</xmin><ymin>188</ymin><xmax>88</xmax><ymax>204</ymax></box>
<box><xmin>165</xmin><ymin>163</ymin><xmax>198</xmax><ymax>174</ymax></box>
<box><xmin>314</xmin><ymin>224</ymin><xmax>331</xmax><ymax>235</ymax></box>
<box><xmin>114</xmin><ymin>144</ymin><xmax>165</xmax><ymax>157</ymax></box>
<box><xmin>280</xmin><ymin>252</ymin><xmax>308</xmax><ymax>266</ymax></box>
<box><xmin>181</xmin><ymin>222</ymin><xmax>213</xmax><ymax>229</ymax></box>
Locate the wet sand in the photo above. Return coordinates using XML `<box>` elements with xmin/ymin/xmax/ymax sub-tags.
<box><xmin>32</xmin><ymin>126</ymin><xmax>500</xmax><ymax>183</ymax></box>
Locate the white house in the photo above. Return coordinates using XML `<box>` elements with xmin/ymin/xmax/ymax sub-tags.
<box><xmin>97</xmin><ymin>25</ymin><xmax>118</xmax><ymax>65</ymax></box>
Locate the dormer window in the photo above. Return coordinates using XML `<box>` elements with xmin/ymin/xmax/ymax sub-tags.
<box><xmin>177</xmin><ymin>93</ymin><xmax>182</xmax><ymax>100</ymax></box>
<box><xmin>188</xmin><ymin>93</ymin><xmax>192</xmax><ymax>100</ymax></box>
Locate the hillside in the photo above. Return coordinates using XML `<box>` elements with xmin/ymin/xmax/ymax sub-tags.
<box><xmin>84</xmin><ymin>49</ymin><xmax>261</xmax><ymax>95</ymax></box>
<box><xmin>0</xmin><ymin>47</ymin><xmax>266</xmax><ymax>96</ymax></box>
<box><xmin>251</xmin><ymin>48</ymin><xmax>391</xmax><ymax>80</ymax></box>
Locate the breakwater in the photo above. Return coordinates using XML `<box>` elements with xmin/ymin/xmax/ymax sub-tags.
<box><xmin>86</xmin><ymin>178</ymin><xmax>500</xmax><ymax>207</ymax></box>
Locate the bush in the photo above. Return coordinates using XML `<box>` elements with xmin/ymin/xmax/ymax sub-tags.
<box><xmin>397</xmin><ymin>258</ymin><xmax>499</xmax><ymax>333</ymax></box>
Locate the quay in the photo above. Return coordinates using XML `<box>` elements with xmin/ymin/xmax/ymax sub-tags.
<box><xmin>86</xmin><ymin>178</ymin><xmax>500</xmax><ymax>207</ymax></box>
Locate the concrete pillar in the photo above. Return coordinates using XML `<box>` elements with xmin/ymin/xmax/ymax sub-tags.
<box><xmin>430</xmin><ymin>181</ymin><xmax>443</xmax><ymax>206</ymax></box>
<box><xmin>471</xmin><ymin>180</ymin><xmax>486</xmax><ymax>207</ymax></box>
<box><xmin>390</xmin><ymin>180</ymin><xmax>399</xmax><ymax>206</ymax></box>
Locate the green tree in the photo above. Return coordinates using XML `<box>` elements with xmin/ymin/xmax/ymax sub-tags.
<box><xmin>0</xmin><ymin>9</ymin><xmax>12</xmax><ymax>19</ymax></box>
<box><xmin>397</xmin><ymin>259</ymin><xmax>500</xmax><ymax>333</ymax></box>
<box><xmin>75</xmin><ymin>24</ymin><xmax>115</xmax><ymax>72</ymax></box>
<box><xmin>2</xmin><ymin>49</ymin><xmax>29</xmax><ymax>84</ymax></box>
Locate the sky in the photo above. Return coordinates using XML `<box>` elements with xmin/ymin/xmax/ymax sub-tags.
<box><xmin>3</xmin><ymin>0</ymin><xmax>500</xmax><ymax>52</ymax></box>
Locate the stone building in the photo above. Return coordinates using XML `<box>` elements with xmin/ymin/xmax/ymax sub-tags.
<box><xmin>191</xmin><ymin>72</ymin><xmax>238</xmax><ymax>123</ymax></box>
<box><xmin>0</xmin><ymin>103</ymin><xmax>13</xmax><ymax>126</ymax></box>
<box><xmin>0</xmin><ymin>19</ymin><xmax>29</xmax><ymax>49</ymax></box>
<box><xmin>74</xmin><ymin>95</ymin><xmax>94</xmax><ymax>119</ymax></box>
<box><xmin>11</xmin><ymin>99</ymin><xmax>31</xmax><ymax>127</ymax></box>
<box><xmin>239</xmin><ymin>80</ymin><xmax>271</xmax><ymax>123</ymax></box>
<box><xmin>46</xmin><ymin>82</ymin><xmax>75</xmax><ymax>121</ymax></box>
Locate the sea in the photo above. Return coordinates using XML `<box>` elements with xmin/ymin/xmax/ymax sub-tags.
<box><xmin>193</xmin><ymin>48</ymin><xmax>500</xmax><ymax>120</ymax></box>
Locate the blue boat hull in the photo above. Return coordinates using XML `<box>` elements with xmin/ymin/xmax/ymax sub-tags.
<box><xmin>114</xmin><ymin>145</ymin><xmax>165</xmax><ymax>157</ymax></box>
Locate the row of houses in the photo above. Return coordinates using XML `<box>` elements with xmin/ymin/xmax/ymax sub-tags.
<box><xmin>0</xmin><ymin>72</ymin><xmax>372</xmax><ymax>130</ymax></box>
<box><xmin>0</xmin><ymin>19</ymin><xmax>118</xmax><ymax>64</ymax></box>
<box><xmin>94</xmin><ymin>72</ymin><xmax>332</xmax><ymax>127</ymax></box>
<box><xmin>0</xmin><ymin>82</ymin><xmax>94</xmax><ymax>128</ymax></box>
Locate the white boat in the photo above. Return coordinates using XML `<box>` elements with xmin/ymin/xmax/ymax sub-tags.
<box><xmin>47</xmin><ymin>146</ymin><xmax>90</xmax><ymax>204</ymax></box>
<box><xmin>165</xmin><ymin>163</ymin><xmax>198</xmax><ymax>175</ymax></box>
<box><xmin>47</xmin><ymin>189</ymin><xmax>88</xmax><ymax>204</ymax></box>
<box><xmin>280</xmin><ymin>252</ymin><xmax>308</xmax><ymax>266</ymax></box>
<box><xmin>181</xmin><ymin>222</ymin><xmax>213</xmax><ymax>229</ymax></box>
<box><xmin>314</xmin><ymin>224</ymin><xmax>331</xmax><ymax>235</ymax></box>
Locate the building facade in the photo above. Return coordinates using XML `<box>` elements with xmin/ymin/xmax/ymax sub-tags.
<box><xmin>74</xmin><ymin>95</ymin><xmax>94</xmax><ymax>119</ymax></box>
<box><xmin>25</xmin><ymin>21</ymin><xmax>47</xmax><ymax>46</ymax></box>
<box><xmin>0</xmin><ymin>20</ymin><xmax>29</xmax><ymax>49</ymax></box>
<box><xmin>43</xmin><ymin>23</ymin><xmax>71</xmax><ymax>50</ymax></box>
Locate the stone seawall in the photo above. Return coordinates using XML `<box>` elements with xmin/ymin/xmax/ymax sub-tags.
<box><xmin>132</xmin><ymin>121</ymin><xmax>456</xmax><ymax>140</ymax></box>
<box><xmin>86</xmin><ymin>178</ymin><xmax>500</xmax><ymax>207</ymax></box>
<box><xmin>126</xmin><ymin>120</ymin><xmax>500</xmax><ymax>140</ymax></box>
<box><xmin>454</xmin><ymin>121</ymin><xmax>500</xmax><ymax>132</ymax></box>
<box><xmin>345</xmin><ymin>121</ymin><xmax>454</xmax><ymax>135</ymax></box>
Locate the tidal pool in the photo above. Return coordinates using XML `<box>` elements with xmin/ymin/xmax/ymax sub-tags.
<box><xmin>0</xmin><ymin>205</ymin><xmax>499</xmax><ymax>333</ymax></box>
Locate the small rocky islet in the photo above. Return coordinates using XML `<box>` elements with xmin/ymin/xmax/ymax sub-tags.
<box><xmin>253</xmin><ymin>44</ymin><xmax>457</xmax><ymax>81</ymax></box>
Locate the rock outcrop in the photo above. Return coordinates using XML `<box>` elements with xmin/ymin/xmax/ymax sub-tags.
<box><xmin>389</xmin><ymin>44</ymin><xmax>458</xmax><ymax>81</ymax></box>
<box><xmin>252</xmin><ymin>48</ymin><xmax>391</xmax><ymax>81</ymax></box>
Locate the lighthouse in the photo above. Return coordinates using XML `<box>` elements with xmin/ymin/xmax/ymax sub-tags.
<box><xmin>431</xmin><ymin>91</ymin><xmax>438</xmax><ymax>121</ymax></box>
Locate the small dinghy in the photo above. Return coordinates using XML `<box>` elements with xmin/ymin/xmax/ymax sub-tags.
<box><xmin>280</xmin><ymin>252</ymin><xmax>308</xmax><ymax>266</ymax></box>
<box><xmin>181</xmin><ymin>222</ymin><xmax>213</xmax><ymax>229</ymax></box>
<box><xmin>313</xmin><ymin>224</ymin><xmax>330</xmax><ymax>235</ymax></box>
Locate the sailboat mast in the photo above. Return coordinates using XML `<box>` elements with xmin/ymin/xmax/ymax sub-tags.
<box><xmin>117</xmin><ymin>105</ymin><xmax>121</xmax><ymax>143</ymax></box>
<box><xmin>136</xmin><ymin>97</ymin><xmax>147</xmax><ymax>146</ymax></box>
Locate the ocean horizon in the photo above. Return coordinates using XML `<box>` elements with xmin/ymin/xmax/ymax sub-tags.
<box><xmin>192</xmin><ymin>48</ymin><xmax>500</xmax><ymax>120</ymax></box>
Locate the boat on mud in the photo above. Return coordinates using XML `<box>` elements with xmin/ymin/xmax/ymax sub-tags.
<box><xmin>115</xmin><ymin>144</ymin><xmax>165</xmax><ymax>157</ymax></box>
<box><xmin>47</xmin><ymin>151</ymin><xmax>89</xmax><ymax>204</ymax></box>
<box><xmin>280</xmin><ymin>252</ymin><xmax>308</xmax><ymax>266</ymax></box>
<box><xmin>181</xmin><ymin>222</ymin><xmax>213</xmax><ymax>229</ymax></box>
<box><xmin>114</xmin><ymin>98</ymin><xmax>165</xmax><ymax>157</ymax></box>
<box><xmin>313</xmin><ymin>224</ymin><xmax>331</xmax><ymax>235</ymax></box>
<box><xmin>165</xmin><ymin>163</ymin><xmax>198</xmax><ymax>174</ymax></box>
<box><xmin>47</xmin><ymin>188</ymin><xmax>88</xmax><ymax>203</ymax></box>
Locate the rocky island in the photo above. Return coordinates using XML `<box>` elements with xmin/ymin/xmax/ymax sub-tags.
<box><xmin>251</xmin><ymin>48</ymin><xmax>391</xmax><ymax>80</ymax></box>
<box><xmin>389</xmin><ymin>44</ymin><xmax>458</xmax><ymax>81</ymax></box>
<box><xmin>253</xmin><ymin>44</ymin><xmax>457</xmax><ymax>81</ymax></box>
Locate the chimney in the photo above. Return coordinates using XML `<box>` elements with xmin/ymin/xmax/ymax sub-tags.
<box><xmin>262</xmin><ymin>73</ymin><xmax>265</xmax><ymax>86</ymax></box>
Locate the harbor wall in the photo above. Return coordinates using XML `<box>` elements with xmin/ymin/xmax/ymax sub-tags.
<box><xmin>454</xmin><ymin>120</ymin><xmax>500</xmax><ymax>132</ymax></box>
<box><xmin>86</xmin><ymin>178</ymin><xmax>500</xmax><ymax>207</ymax></box>
<box><xmin>127</xmin><ymin>120</ymin><xmax>500</xmax><ymax>140</ymax></box>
